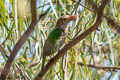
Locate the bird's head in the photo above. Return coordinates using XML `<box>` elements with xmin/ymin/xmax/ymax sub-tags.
<box><xmin>55</xmin><ymin>15</ymin><xmax>76</xmax><ymax>29</ymax></box>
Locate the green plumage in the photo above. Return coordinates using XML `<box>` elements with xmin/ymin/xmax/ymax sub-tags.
<box><xmin>47</xmin><ymin>28</ymin><xmax>64</xmax><ymax>44</ymax></box>
<box><xmin>42</xmin><ymin>28</ymin><xmax>64</xmax><ymax>68</ymax></box>
<box><xmin>43</xmin><ymin>27</ymin><xmax>64</xmax><ymax>56</ymax></box>
<box><xmin>41</xmin><ymin>15</ymin><xmax>76</xmax><ymax>68</ymax></box>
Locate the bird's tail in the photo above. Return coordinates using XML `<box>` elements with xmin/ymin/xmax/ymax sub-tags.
<box><xmin>41</xmin><ymin>55</ymin><xmax>45</xmax><ymax>69</ymax></box>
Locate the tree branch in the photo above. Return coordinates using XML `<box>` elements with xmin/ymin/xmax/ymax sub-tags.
<box><xmin>39</xmin><ymin>0</ymin><xmax>120</xmax><ymax>34</ymax></box>
<box><xmin>0</xmin><ymin>0</ymin><xmax>49</xmax><ymax>79</ymax></box>
<box><xmin>31</xmin><ymin>0</ymin><xmax>37</xmax><ymax>23</ymax></box>
<box><xmin>87</xmin><ymin>0</ymin><xmax>120</xmax><ymax>34</ymax></box>
<box><xmin>34</xmin><ymin>0</ymin><xmax>110</xmax><ymax>80</ymax></box>
<box><xmin>16</xmin><ymin>64</ymin><xmax>27</xmax><ymax>80</ymax></box>
<box><xmin>78</xmin><ymin>62</ymin><xmax>120</xmax><ymax>71</ymax></box>
<box><xmin>73</xmin><ymin>0</ymin><xmax>120</xmax><ymax>34</ymax></box>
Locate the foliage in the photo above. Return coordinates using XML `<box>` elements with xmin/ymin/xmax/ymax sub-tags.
<box><xmin>0</xmin><ymin>0</ymin><xmax>120</xmax><ymax>80</ymax></box>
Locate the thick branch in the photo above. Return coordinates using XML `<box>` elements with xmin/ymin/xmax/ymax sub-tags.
<box><xmin>34</xmin><ymin>0</ymin><xmax>110</xmax><ymax>80</ymax></box>
<box><xmin>0</xmin><ymin>0</ymin><xmax>49</xmax><ymax>80</ymax></box>
<box><xmin>31</xmin><ymin>0</ymin><xmax>37</xmax><ymax>22</ymax></box>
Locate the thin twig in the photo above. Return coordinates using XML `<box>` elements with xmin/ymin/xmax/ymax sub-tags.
<box><xmin>86</xmin><ymin>0</ymin><xmax>120</xmax><ymax>34</ymax></box>
<box><xmin>38</xmin><ymin>1</ymin><xmax>70</xmax><ymax>9</ymax></box>
<box><xmin>72</xmin><ymin>0</ymin><xmax>96</xmax><ymax>13</ymax></box>
<box><xmin>34</xmin><ymin>0</ymin><xmax>110</xmax><ymax>80</ymax></box>
<box><xmin>16</xmin><ymin>64</ymin><xmax>27</xmax><ymax>80</ymax></box>
<box><xmin>28</xmin><ymin>61</ymin><xmax>40</xmax><ymax>68</ymax></box>
<box><xmin>0</xmin><ymin>44</ymin><xmax>9</xmax><ymax>58</ymax></box>
<box><xmin>54</xmin><ymin>67</ymin><xmax>62</xmax><ymax>80</ymax></box>
<box><xmin>78</xmin><ymin>62</ymin><xmax>120</xmax><ymax>71</ymax></box>
<box><xmin>73</xmin><ymin>0</ymin><xmax>120</xmax><ymax>34</ymax></box>
<box><xmin>72</xmin><ymin>28</ymin><xmax>82</xmax><ymax>40</ymax></box>
<box><xmin>107</xmin><ymin>72</ymin><xmax>112</xmax><ymax>80</ymax></box>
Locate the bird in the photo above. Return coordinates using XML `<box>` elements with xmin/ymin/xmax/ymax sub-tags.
<box><xmin>42</xmin><ymin>15</ymin><xmax>76</xmax><ymax>68</ymax></box>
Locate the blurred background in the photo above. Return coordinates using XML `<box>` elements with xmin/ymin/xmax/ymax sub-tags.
<box><xmin>0</xmin><ymin>0</ymin><xmax>120</xmax><ymax>80</ymax></box>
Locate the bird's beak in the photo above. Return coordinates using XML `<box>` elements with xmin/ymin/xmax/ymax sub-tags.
<box><xmin>68</xmin><ymin>15</ymin><xmax>77</xmax><ymax>21</ymax></box>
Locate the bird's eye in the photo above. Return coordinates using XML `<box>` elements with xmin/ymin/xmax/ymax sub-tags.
<box><xmin>63</xmin><ymin>18</ymin><xmax>67</xmax><ymax>21</ymax></box>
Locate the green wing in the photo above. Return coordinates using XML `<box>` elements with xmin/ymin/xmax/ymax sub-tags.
<box><xmin>42</xmin><ymin>28</ymin><xmax>64</xmax><ymax>68</ymax></box>
<box><xmin>43</xmin><ymin>28</ymin><xmax>64</xmax><ymax>56</ymax></box>
<box><xmin>48</xmin><ymin>28</ymin><xmax>64</xmax><ymax>43</ymax></box>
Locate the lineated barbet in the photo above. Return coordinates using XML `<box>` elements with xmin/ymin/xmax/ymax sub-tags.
<box><xmin>42</xmin><ymin>15</ymin><xmax>76</xmax><ymax>68</ymax></box>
